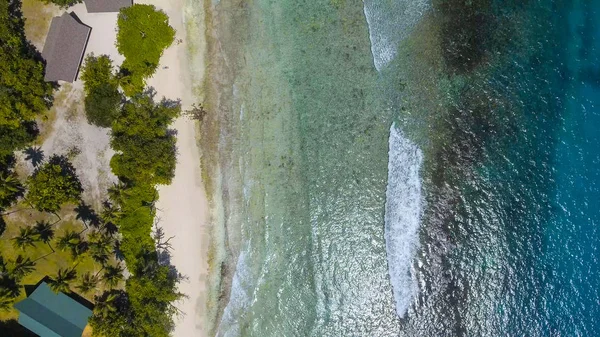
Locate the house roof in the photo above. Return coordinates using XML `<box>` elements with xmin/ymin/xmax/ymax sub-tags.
<box><xmin>14</xmin><ymin>281</ymin><xmax>93</xmax><ymax>337</ymax></box>
<box><xmin>83</xmin><ymin>0</ymin><xmax>132</xmax><ymax>13</ymax></box>
<box><xmin>41</xmin><ymin>12</ymin><xmax>91</xmax><ymax>83</ymax></box>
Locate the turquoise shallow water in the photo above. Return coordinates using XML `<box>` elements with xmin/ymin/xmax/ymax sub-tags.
<box><xmin>204</xmin><ymin>0</ymin><xmax>600</xmax><ymax>335</ymax></box>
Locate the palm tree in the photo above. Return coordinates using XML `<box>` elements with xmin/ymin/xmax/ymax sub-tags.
<box><xmin>136</xmin><ymin>246</ymin><xmax>160</xmax><ymax>277</ymax></box>
<box><xmin>56</xmin><ymin>230</ymin><xmax>88</xmax><ymax>260</ymax></box>
<box><xmin>100</xmin><ymin>200</ymin><xmax>121</xmax><ymax>236</ymax></box>
<box><xmin>88</xmin><ymin>231</ymin><xmax>113</xmax><ymax>266</ymax></box>
<box><xmin>102</xmin><ymin>264</ymin><xmax>124</xmax><ymax>289</ymax></box>
<box><xmin>0</xmin><ymin>288</ymin><xmax>15</xmax><ymax>311</ymax></box>
<box><xmin>11</xmin><ymin>226</ymin><xmax>40</xmax><ymax>250</ymax></box>
<box><xmin>34</xmin><ymin>221</ymin><xmax>55</xmax><ymax>244</ymax></box>
<box><xmin>76</xmin><ymin>272</ymin><xmax>100</xmax><ymax>295</ymax></box>
<box><xmin>93</xmin><ymin>291</ymin><xmax>119</xmax><ymax>318</ymax></box>
<box><xmin>9</xmin><ymin>255</ymin><xmax>36</xmax><ymax>279</ymax></box>
<box><xmin>0</xmin><ymin>172</ymin><xmax>24</xmax><ymax>209</ymax></box>
<box><xmin>56</xmin><ymin>230</ymin><xmax>80</xmax><ymax>251</ymax></box>
<box><xmin>48</xmin><ymin>268</ymin><xmax>77</xmax><ymax>293</ymax></box>
<box><xmin>107</xmin><ymin>182</ymin><xmax>129</xmax><ymax>205</ymax></box>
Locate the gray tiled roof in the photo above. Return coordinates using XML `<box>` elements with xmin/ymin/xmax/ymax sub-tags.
<box><xmin>84</xmin><ymin>0</ymin><xmax>132</xmax><ymax>13</ymax></box>
<box><xmin>42</xmin><ymin>12</ymin><xmax>91</xmax><ymax>83</ymax></box>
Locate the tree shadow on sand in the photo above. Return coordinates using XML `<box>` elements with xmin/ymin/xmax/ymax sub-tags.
<box><xmin>23</xmin><ymin>147</ymin><xmax>44</xmax><ymax>168</ymax></box>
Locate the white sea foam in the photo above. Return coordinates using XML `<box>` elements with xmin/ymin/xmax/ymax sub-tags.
<box><xmin>384</xmin><ymin>123</ymin><xmax>423</xmax><ymax>317</ymax></box>
<box><xmin>362</xmin><ymin>0</ymin><xmax>429</xmax><ymax>71</ymax></box>
<box><xmin>218</xmin><ymin>247</ymin><xmax>251</xmax><ymax>337</ymax></box>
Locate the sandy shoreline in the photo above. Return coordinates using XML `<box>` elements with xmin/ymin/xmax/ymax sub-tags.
<box><xmin>143</xmin><ymin>0</ymin><xmax>210</xmax><ymax>336</ymax></box>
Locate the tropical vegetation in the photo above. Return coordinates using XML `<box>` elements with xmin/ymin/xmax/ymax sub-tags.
<box><xmin>26</xmin><ymin>155</ymin><xmax>83</xmax><ymax>213</ymax></box>
<box><xmin>0</xmin><ymin>0</ymin><xmax>53</xmax><ymax>164</ymax></box>
<box><xmin>0</xmin><ymin>1</ymin><xmax>184</xmax><ymax>336</ymax></box>
<box><xmin>88</xmin><ymin>89</ymin><xmax>183</xmax><ymax>337</ymax></box>
<box><xmin>116</xmin><ymin>4</ymin><xmax>176</xmax><ymax>95</ymax></box>
<box><xmin>39</xmin><ymin>0</ymin><xmax>81</xmax><ymax>9</ymax></box>
<box><xmin>81</xmin><ymin>55</ymin><xmax>123</xmax><ymax>128</ymax></box>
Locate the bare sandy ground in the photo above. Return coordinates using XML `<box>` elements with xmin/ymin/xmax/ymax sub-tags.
<box><xmin>19</xmin><ymin>4</ymin><xmax>122</xmax><ymax>206</ymax></box>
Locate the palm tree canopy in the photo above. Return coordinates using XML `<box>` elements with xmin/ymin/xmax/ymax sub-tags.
<box><xmin>101</xmin><ymin>200</ymin><xmax>122</xmax><ymax>222</ymax></box>
<box><xmin>107</xmin><ymin>182</ymin><xmax>129</xmax><ymax>205</ymax></box>
<box><xmin>0</xmin><ymin>172</ymin><xmax>24</xmax><ymax>208</ymax></box>
<box><xmin>56</xmin><ymin>230</ymin><xmax>81</xmax><ymax>251</ymax></box>
<box><xmin>0</xmin><ymin>290</ymin><xmax>15</xmax><ymax>311</ymax></box>
<box><xmin>88</xmin><ymin>231</ymin><xmax>113</xmax><ymax>265</ymax></box>
<box><xmin>103</xmin><ymin>264</ymin><xmax>124</xmax><ymax>288</ymax></box>
<box><xmin>9</xmin><ymin>255</ymin><xmax>36</xmax><ymax>279</ymax></box>
<box><xmin>12</xmin><ymin>226</ymin><xmax>40</xmax><ymax>250</ymax></box>
<box><xmin>48</xmin><ymin>267</ymin><xmax>77</xmax><ymax>293</ymax></box>
<box><xmin>76</xmin><ymin>272</ymin><xmax>100</xmax><ymax>294</ymax></box>
<box><xmin>93</xmin><ymin>291</ymin><xmax>119</xmax><ymax>318</ymax></box>
<box><xmin>34</xmin><ymin>221</ymin><xmax>55</xmax><ymax>244</ymax></box>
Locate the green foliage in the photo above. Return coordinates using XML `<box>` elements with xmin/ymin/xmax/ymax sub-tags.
<box><xmin>90</xmin><ymin>255</ymin><xmax>182</xmax><ymax>337</ymax></box>
<box><xmin>112</xmin><ymin>93</ymin><xmax>180</xmax><ymax>140</ymax></box>
<box><xmin>111</xmin><ymin>136</ymin><xmax>177</xmax><ymax>185</ymax></box>
<box><xmin>0</xmin><ymin>0</ymin><xmax>53</xmax><ymax>128</ymax></box>
<box><xmin>116</xmin><ymin>4</ymin><xmax>176</xmax><ymax>96</ymax></box>
<box><xmin>38</xmin><ymin>0</ymin><xmax>81</xmax><ymax>9</ymax></box>
<box><xmin>125</xmin><ymin>266</ymin><xmax>181</xmax><ymax>337</ymax></box>
<box><xmin>11</xmin><ymin>226</ymin><xmax>39</xmax><ymax>250</ymax></box>
<box><xmin>9</xmin><ymin>255</ymin><xmax>36</xmax><ymax>279</ymax></box>
<box><xmin>102</xmin><ymin>263</ymin><xmax>123</xmax><ymax>289</ymax></box>
<box><xmin>117</xmin><ymin>69</ymin><xmax>146</xmax><ymax>97</ymax></box>
<box><xmin>33</xmin><ymin>221</ymin><xmax>54</xmax><ymax>244</ymax></box>
<box><xmin>110</xmin><ymin>92</ymin><xmax>180</xmax><ymax>185</ymax></box>
<box><xmin>76</xmin><ymin>272</ymin><xmax>100</xmax><ymax>294</ymax></box>
<box><xmin>0</xmin><ymin>171</ymin><xmax>24</xmax><ymax>209</ymax></box>
<box><xmin>0</xmin><ymin>290</ymin><xmax>13</xmax><ymax>311</ymax></box>
<box><xmin>26</xmin><ymin>155</ymin><xmax>82</xmax><ymax>212</ymax></box>
<box><xmin>90</xmin><ymin>90</ymin><xmax>182</xmax><ymax>336</ymax></box>
<box><xmin>0</xmin><ymin>122</ymin><xmax>39</xmax><ymax>162</ymax></box>
<box><xmin>87</xmin><ymin>231</ymin><xmax>113</xmax><ymax>266</ymax></box>
<box><xmin>81</xmin><ymin>55</ymin><xmax>117</xmax><ymax>94</ymax></box>
<box><xmin>81</xmin><ymin>55</ymin><xmax>122</xmax><ymax>127</ymax></box>
<box><xmin>89</xmin><ymin>290</ymin><xmax>131</xmax><ymax>335</ymax></box>
<box><xmin>48</xmin><ymin>267</ymin><xmax>77</xmax><ymax>293</ymax></box>
<box><xmin>56</xmin><ymin>229</ymin><xmax>87</xmax><ymax>260</ymax></box>
<box><xmin>85</xmin><ymin>84</ymin><xmax>123</xmax><ymax>128</ymax></box>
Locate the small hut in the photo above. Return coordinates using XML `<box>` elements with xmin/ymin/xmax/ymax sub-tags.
<box><xmin>14</xmin><ymin>278</ymin><xmax>93</xmax><ymax>337</ymax></box>
<box><xmin>42</xmin><ymin>12</ymin><xmax>91</xmax><ymax>83</ymax></box>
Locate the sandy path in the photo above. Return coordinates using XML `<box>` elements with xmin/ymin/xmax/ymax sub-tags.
<box><xmin>141</xmin><ymin>0</ymin><xmax>210</xmax><ymax>336</ymax></box>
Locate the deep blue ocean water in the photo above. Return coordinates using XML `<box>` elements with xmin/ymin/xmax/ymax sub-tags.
<box><xmin>390</xmin><ymin>0</ymin><xmax>600</xmax><ymax>335</ymax></box>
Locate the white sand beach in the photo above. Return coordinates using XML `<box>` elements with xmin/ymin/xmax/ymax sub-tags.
<box><xmin>140</xmin><ymin>0</ymin><xmax>210</xmax><ymax>336</ymax></box>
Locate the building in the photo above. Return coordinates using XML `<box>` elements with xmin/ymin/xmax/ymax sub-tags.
<box><xmin>42</xmin><ymin>12</ymin><xmax>91</xmax><ymax>83</ymax></box>
<box><xmin>83</xmin><ymin>0</ymin><xmax>132</xmax><ymax>13</ymax></box>
<box><xmin>13</xmin><ymin>278</ymin><xmax>93</xmax><ymax>337</ymax></box>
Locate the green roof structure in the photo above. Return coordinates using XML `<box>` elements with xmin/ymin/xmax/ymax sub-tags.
<box><xmin>14</xmin><ymin>279</ymin><xmax>93</xmax><ymax>337</ymax></box>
